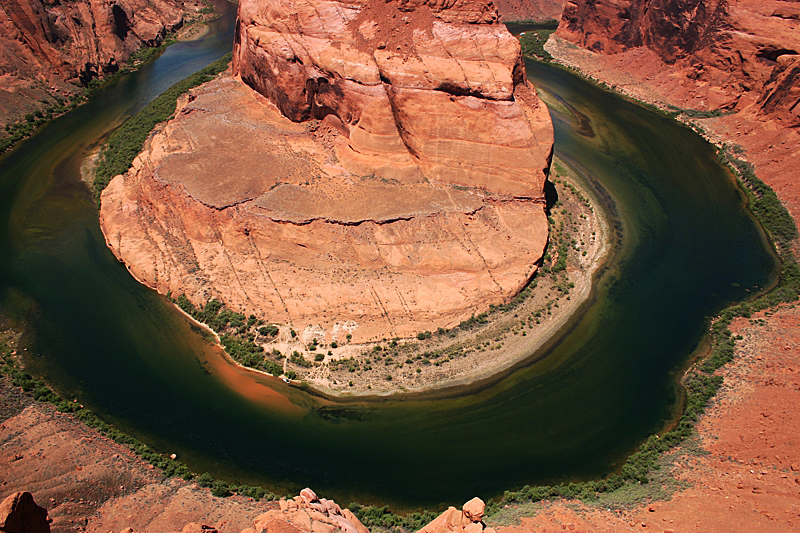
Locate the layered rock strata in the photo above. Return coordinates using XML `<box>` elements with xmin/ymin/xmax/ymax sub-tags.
<box><xmin>100</xmin><ymin>0</ymin><xmax>553</xmax><ymax>343</ymax></box>
<box><xmin>556</xmin><ymin>0</ymin><xmax>800</xmax><ymax>125</ymax></box>
<box><xmin>233</xmin><ymin>0</ymin><xmax>553</xmax><ymax>197</ymax></box>
<box><xmin>493</xmin><ymin>0</ymin><xmax>566</xmax><ymax>23</ymax></box>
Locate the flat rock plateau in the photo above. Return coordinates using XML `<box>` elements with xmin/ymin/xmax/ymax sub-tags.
<box><xmin>99</xmin><ymin>0</ymin><xmax>554</xmax><ymax>343</ymax></box>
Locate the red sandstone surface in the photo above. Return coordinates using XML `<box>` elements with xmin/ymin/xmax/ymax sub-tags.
<box><xmin>548</xmin><ymin>0</ymin><xmax>800</xmax><ymax>237</ymax></box>
<box><xmin>489</xmin><ymin>305</ymin><xmax>800</xmax><ymax>532</ymax></box>
<box><xmin>493</xmin><ymin>0</ymin><xmax>566</xmax><ymax>23</ymax></box>
<box><xmin>556</xmin><ymin>0</ymin><xmax>800</xmax><ymax>126</ymax></box>
<box><xmin>99</xmin><ymin>0</ymin><xmax>553</xmax><ymax>343</ymax></box>
<box><xmin>0</xmin><ymin>0</ymin><xmax>204</xmax><ymax>127</ymax></box>
<box><xmin>0</xmin><ymin>395</ymin><xmax>277</xmax><ymax>532</ymax></box>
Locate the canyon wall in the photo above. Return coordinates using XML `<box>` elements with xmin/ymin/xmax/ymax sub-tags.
<box><xmin>493</xmin><ymin>0</ymin><xmax>566</xmax><ymax>22</ymax></box>
<box><xmin>556</xmin><ymin>0</ymin><xmax>800</xmax><ymax>125</ymax></box>
<box><xmin>232</xmin><ymin>0</ymin><xmax>553</xmax><ymax>197</ymax></box>
<box><xmin>0</xmin><ymin>0</ymin><xmax>200</xmax><ymax>127</ymax></box>
<box><xmin>100</xmin><ymin>0</ymin><xmax>553</xmax><ymax>343</ymax></box>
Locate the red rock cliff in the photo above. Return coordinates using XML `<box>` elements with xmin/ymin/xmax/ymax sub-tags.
<box><xmin>232</xmin><ymin>0</ymin><xmax>552</xmax><ymax>197</ymax></box>
<box><xmin>493</xmin><ymin>0</ymin><xmax>566</xmax><ymax>22</ymax></box>
<box><xmin>100</xmin><ymin>0</ymin><xmax>553</xmax><ymax>344</ymax></box>
<box><xmin>556</xmin><ymin>0</ymin><xmax>800</xmax><ymax>124</ymax></box>
<box><xmin>0</xmin><ymin>0</ymin><xmax>201</xmax><ymax>126</ymax></box>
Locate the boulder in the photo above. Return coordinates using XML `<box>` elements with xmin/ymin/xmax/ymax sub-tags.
<box><xmin>299</xmin><ymin>489</ymin><xmax>318</xmax><ymax>505</ymax></box>
<box><xmin>417</xmin><ymin>498</ymin><xmax>493</xmax><ymax>533</ymax></box>
<box><xmin>255</xmin><ymin>491</ymin><xmax>369</xmax><ymax>533</ymax></box>
<box><xmin>463</xmin><ymin>523</ymin><xmax>483</xmax><ymax>533</ymax></box>
<box><xmin>462</xmin><ymin>497</ymin><xmax>485</xmax><ymax>523</ymax></box>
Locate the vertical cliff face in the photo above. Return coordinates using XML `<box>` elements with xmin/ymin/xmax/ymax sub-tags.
<box><xmin>0</xmin><ymin>0</ymin><xmax>200</xmax><ymax>127</ymax></box>
<box><xmin>492</xmin><ymin>0</ymin><xmax>566</xmax><ymax>22</ymax></box>
<box><xmin>0</xmin><ymin>0</ymin><xmax>187</xmax><ymax>84</ymax></box>
<box><xmin>556</xmin><ymin>0</ymin><xmax>800</xmax><ymax>124</ymax></box>
<box><xmin>100</xmin><ymin>0</ymin><xmax>554</xmax><ymax>343</ymax></box>
<box><xmin>232</xmin><ymin>0</ymin><xmax>552</xmax><ymax>197</ymax></box>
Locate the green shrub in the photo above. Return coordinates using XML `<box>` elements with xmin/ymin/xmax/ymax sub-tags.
<box><xmin>290</xmin><ymin>351</ymin><xmax>312</xmax><ymax>368</ymax></box>
<box><xmin>519</xmin><ymin>30</ymin><xmax>554</xmax><ymax>61</ymax></box>
<box><xmin>259</xmin><ymin>324</ymin><xmax>279</xmax><ymax>337</ymax></box>
<box><xmin>211</xmin><ymin>480</ymin><xmax>231</xmax><ymax>497</ymax></box>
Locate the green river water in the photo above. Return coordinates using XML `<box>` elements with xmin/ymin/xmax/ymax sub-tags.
<box><xmin>0</xmin><ymin>8</ymin><xmax>779</xmax><ymax>510</ymax></box>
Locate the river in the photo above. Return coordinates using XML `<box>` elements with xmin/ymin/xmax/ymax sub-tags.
<box><xmin>0</xmin><ymin>5</ymin><xmax>778</xmax><ymax>510</ymax></box>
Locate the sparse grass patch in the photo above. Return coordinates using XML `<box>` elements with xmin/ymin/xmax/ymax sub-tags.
<box><xmin>485</xmin><ymin>501</ymin><xmax>543</xmax><ymax>527</ymax></box>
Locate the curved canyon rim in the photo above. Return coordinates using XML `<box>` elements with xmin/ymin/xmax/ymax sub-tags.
<box><xmin>0</xmin><ymin>0</ymin><xmax>780</xmax><ymax>510</ymax></box>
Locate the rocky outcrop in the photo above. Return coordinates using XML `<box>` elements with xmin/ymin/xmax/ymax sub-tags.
<box><xmin>417</xmin><ymin>497</ymin><xmax>495</xmax><ymax>533</ymax></box>
<box><xmin>100</xmin><ymin>0</ymin><xmax>553</xmax><ymax>343</ymax></box>
<box><xmin>0</xmin><ymin>0</ymin><xmax>203</xmax><ymax>127</ymax></box>
<box><xmin>556</xmin><ymin>0</ymin><xmax>800</xmax><ymax>125</ymax></box>
<box><xmin>233</xmin><ymin>0</ymin><xmax>552</xmax><ymax>197</ymax></box>
<box><xmin>0</xmin><ymin>492</ymin><xmax>50</xmax><ymax>533</ymax></box>
<box><xmin>252</xmin><ymin>488</ymin><xmax>369</xmax><ymax>533</ymax></box>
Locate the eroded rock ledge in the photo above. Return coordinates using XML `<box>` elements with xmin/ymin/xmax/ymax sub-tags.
<box><xmin>99</xmin><ymin>0</ymin><xmax>553</xmax><ymax>343</ymax></box>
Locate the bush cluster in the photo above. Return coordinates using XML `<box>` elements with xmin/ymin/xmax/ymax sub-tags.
<box><xmin>175</xmin><ymin>294</ymin><xmax>291</xmax><ymax>377</ymax></box>
<box><xmin>1</xmin><ymin>93</ymin><xmax>85</xmax><ymax>153</ymax></box>
<box><xmin>348</xmin><ymin>503</ymin><xmax>439</xmax><ymax>532</ymax></box>
<box><xmin>519</xmin><ymin>30</ymin><xmax>555</xmax><ymax>62</ymax></box>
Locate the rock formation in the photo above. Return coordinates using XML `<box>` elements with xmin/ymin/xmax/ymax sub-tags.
<box><xmin>493</xmin><ymin>0</ymin><xmax>566</xmax><ymax>23</ymax></box>
<box><xmin>0</xmin><ymin>492</ymin><xmax>51</xmax><ymax>533</ymax></box>
<box><xmin>251</xmin><ymin>488</ymin><xmax>369</xmax><ymax>533</ymax></box>
<box><xmin>100</xmin><ymin>0</ymin><xmax>553</xmax><ymax>342</ymax></box>
<box><xmin>417</xmin><ymin>497</ymin><xmax>495</xmax><ymax>533</ymax></box>
<box><xmin>556</xmin><ymin>0</ymin><xmax>800</xmax><ymax>125</ymax></box>
<box><xmin>0</xmin><ymin>0</ymin><xmax>202</xmax><ymax>126</ymax></box>
<box><xmin>169</xmin><ymin>493</ymin><xmax>492</xmax><ymax>533</ymax></box>
<box><xmin>232</xmin><ymin>0</ymin><xmax>552</xmax><ymax>197</ymax></box>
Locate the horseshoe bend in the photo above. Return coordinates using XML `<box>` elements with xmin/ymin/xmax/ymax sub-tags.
<box><xmin>98</xmin><ymin>0</ymin><xmax>555</xmax><ymax>345</ymax></box>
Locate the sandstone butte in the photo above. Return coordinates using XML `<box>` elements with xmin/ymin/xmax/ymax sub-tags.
<box><xmin>99</xmin><ymin>0</ymin><xmax>554</xmax><ymax>343</ymax></box>
<box><xmin>0</xmin><ymin>0</ymin><xmax>203</xmax><ymax>127</ymax></box>
<box><xmin>556</xmin><ymin>0</ymin><xmax>800</xmax><ymax>127</ymax></box>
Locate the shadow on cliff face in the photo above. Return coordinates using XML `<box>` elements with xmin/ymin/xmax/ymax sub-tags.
<box><xmin>544</xmin><ymin>178</ymin><xmax>559</xmax><ymax>215</ymax></box>
<box><xmin>112</xmin><ymin>5</ymin><xmax>131</xmax><ymax>41</ymax></box>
